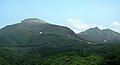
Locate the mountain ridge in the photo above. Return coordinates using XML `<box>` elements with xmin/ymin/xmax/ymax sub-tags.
<box><xmin>0</xmin><ymin>18</ymin><xmax>80</xmax><ymax>47</ymax></box>
<box><xmin>77</xmin><ymin>27</ymin><xmax>120</xmax><ymax>43</ymax></box>
<box><xmin>0</xmin><ymin>18</ymin><xmax>120</xmax><ymax>65</ymax></box>
<box><xmin>0</xmin><ymin>18</ymin><xmax>120</xmax><ymax>46</ymax></box>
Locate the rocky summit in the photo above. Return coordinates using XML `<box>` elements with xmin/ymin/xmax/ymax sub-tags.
<box><xmin>21</xmin><ymin>18</ymin><xmax>47</xmax><ymax>24</ymax></box>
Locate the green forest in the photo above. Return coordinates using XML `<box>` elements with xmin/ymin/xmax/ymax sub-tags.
<box><xmin>0</xmin><ymin>40</ymin><xmax>120</xmax><ymax>65</ymax></box>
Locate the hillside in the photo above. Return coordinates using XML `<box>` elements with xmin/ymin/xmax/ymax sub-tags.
<box><xmin>0</xmin><ymin>18</ymin><xmax>79</xmax><ymax>47</ymax></box>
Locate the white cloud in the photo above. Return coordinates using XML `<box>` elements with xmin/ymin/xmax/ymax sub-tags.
<box><xmin>111</xmin><ymin>21</ymin><xmax>120</xmax><ymax>27</ymax></box>
<box><xmin>110</xmin><ymin>21</ymin><xmax>120</xmax><ymax>33</ymax></box>
<box><xmin>67</xmin><ymin>18</ymin><xmax>88</xmax><ymax>30</ymax></box>
<box><xmin>64</xmin><ymin>18</ymin><xmax>120</xmax><ymax>33</ymax></box>
<box><xmin>65</xmin><ymin>18</ymin><xmax>104</xmax><ymax>33</ymax></box>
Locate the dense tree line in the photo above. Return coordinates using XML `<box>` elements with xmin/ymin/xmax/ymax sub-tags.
<box><xmin>0</xmin><ymin>41</ymin><xmax>120</xmax><ymax>65</ymax></box>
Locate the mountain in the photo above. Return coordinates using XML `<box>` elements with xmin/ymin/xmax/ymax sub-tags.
<box><xmin>0</xmin><ymin>18</ymin><xmax>120</xmax><ymax>65</ymax></box>
<box><xmin>77</xmin><ymin>27</ymin><xmax>120</xmax><ymax>43</ymax></box>
<box><xmin>0</xmin><ymin>18</ymin><xmax>79</xmax><ymax>47</ymax></box>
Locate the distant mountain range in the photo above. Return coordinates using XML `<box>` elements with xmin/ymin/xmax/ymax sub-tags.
<box><xmin>0</xmin><ymin>18</ymin><xmax>120</xmax><ymax>46</ymax></box>
<box><xmin>0</xmin><ymin>18</ymin><xmax>120</xmax><ymax>65</ymax></box>
<box><xmin>77</xmin><ymin>27</ymin><xmax>120</xmax><ymax>43</ymax></box>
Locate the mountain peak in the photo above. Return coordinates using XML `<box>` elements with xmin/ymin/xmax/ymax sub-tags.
<box><xmin>78</xmin><ymin>27</ymin><xmax>120</xmax><ymax>43</ymax></box>
<box><xmin>87</xmin><ymin>27</ymin><xmax>101</xmax><ymax>31</ymax></box>
<box><xmin>91</xmin><ymin>27</ymin><xmax>100</xmax><ymax>30</ymax></box>
<box><xmin>21</xmin><ymin>18</ymin><xmax>47</xmax><ymax>24</ymax></box>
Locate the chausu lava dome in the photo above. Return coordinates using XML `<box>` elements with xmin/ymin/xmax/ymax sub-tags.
<box><xmin>21</xmin><ymin>18</ymin><xmax>47</xmax><ymax>24</ymax></box>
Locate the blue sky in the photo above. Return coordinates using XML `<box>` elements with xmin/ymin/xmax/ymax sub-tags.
<box><xmin>0</xmin><ymin>0</ymin><xmax>120</xmax><ymax>33</ymax></box>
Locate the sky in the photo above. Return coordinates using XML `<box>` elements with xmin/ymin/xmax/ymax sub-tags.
<box><xmin>0</xmin><ymin>0</ymin><xmax>120</xmax><ymax>33</ymax></box>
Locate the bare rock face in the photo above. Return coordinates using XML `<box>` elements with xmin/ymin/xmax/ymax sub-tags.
<box><xmin>21</xmin><ymin>18</ymin><xmax>47</xmax><ymax>24</ymax></box>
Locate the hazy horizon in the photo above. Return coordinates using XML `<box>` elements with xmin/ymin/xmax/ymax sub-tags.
<box><xmin>0</xmin><ymin>0</ymin><xmax>120</xmax><ymax>33</ymax></box>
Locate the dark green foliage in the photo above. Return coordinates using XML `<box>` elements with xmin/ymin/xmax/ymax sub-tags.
<box><xmin>43</xmin><ymin>55</ymin><xmax>103</xmax><ymax>65</ymax></box>
<box><xmin>0</xmin><ymin>42</ymin><xmax>119</xmax><ymax>65</ymax></box>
